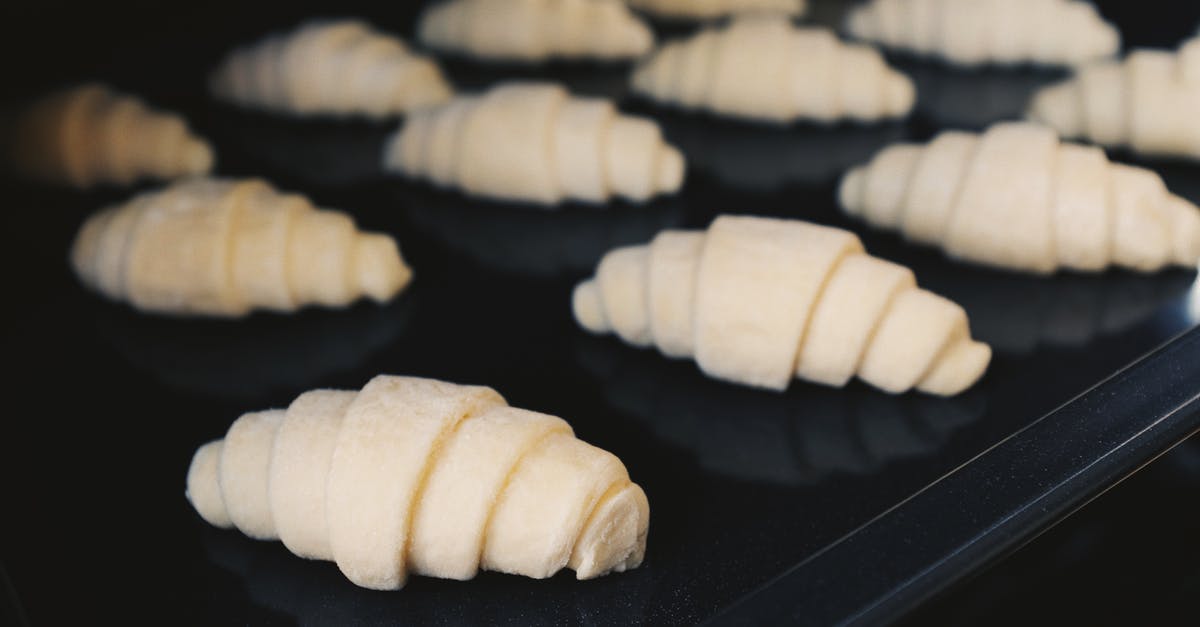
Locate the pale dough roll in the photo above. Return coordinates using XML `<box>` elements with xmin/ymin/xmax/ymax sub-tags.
<box><xmin>573</xmin><ymin>215</ymin><xmax>991</xmax><ymax>396</ymax></box>
<box><xmin>628</xmin><ymin>0</ymin><xmax>807</xmax><ymax>20</ymax></box>
<box><xmin>218</xmin><ymin>410</ymin><xmax>285</xmax><ymax>541</ymax></box>
<box><xmin>839</xmin><ymin>122</ymin><xmax>1200</xmax><ymax>273</ymax></box>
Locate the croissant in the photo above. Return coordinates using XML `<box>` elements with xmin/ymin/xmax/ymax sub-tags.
<box><xmin>210</xmin><ymin>20</ymin><xmax>453</xmax><ymax>118</ymax></box>
<box><xmin>418</xmin><ymin>0</ymin><xmax>654</xmax><ymax>62</ymax></box>
<box><xmin>186</xmin><ymin>375</ymin><xmax>649</xmax><ymax>590</ymax></box>
<box><xmin>838</xmin><ymin>122</ymin><xmax>1200</xmax><ymax>274</ymax></box>
<box><xmin>627</xmin><ymin>0</ymin><xmax>807</xmax><ymax>21</ymax></box>
<box><xmin>383</xmin><ymin>82</ymin><xmax>685</xmax><ymax>205</ymax></box>
<box><xmin>6</xmin><ymin>83</ymin><xmax>213</xmax><ymax>188</ymax></box>
<box><xmin>1027</xmin><ymin>38</ymin><xmax>1200</xmax><ymax>161</ymax></box>
<box><xmin>70</xmin><ymin>178</ymin><xmax>412</xmax><ymax>316</ymax></box>
<box><xmin>572</xmin><ymin>215</ymin><xmax>991</xmax><ymax>396</ymax></box>
<box><xmin>844</xmin><ymin>0</ymin><xmax>1119</xmax><ymax>67</ymax></box>
<box><xmin>631</xmin><ymin>17</ymin><xmax>915</xmax><ymax>124</ymax></box>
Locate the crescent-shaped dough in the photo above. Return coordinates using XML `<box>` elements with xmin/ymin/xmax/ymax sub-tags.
<box><xmin>70</xmin><ymin>178</ymin><xmax>413</xmax><ymax>316</ymax></box>
<box><xmin>839</xmin><ymin>122</ymin><xmax>1200</xmax><ymax>273</ymax></box>
<box><xmin>185</xmin><ymin>375</ymin><xmax>649</xmax><ymax>590</ymax></box>
<box><xmin>631</xmin><ymin>17</ymin><xmax>915</xmax><ymax>123</ymax></box>
<box><xmin>573</xmin><ymin>215</ymin><xmax>990</xmax><ymax>396</ymax></box>
<box><xmin>628</xmin><ymin>0</ymin><xmax>807</xmax><ymax>21</ymax></box>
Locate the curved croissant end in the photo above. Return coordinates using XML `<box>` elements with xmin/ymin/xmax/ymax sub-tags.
<box><xmin>418</xmin><ymin>0</ymin><xmax>654</xmax><ymax>62</ymax></box>
<box><xmin>210</xmin><ymin>19</ymin><xmax>453</xmax><ymax>118</ymax></box>
<box><xmin>845</xmin><ymin>0</ymin><xmax>1119</xmax><ymax>67</ymax></box>
<box><xmin>383</xmin><ymin>82</ymin><xmax>685</xmax><ymax>205</ymax></box>
<box><xmin>185</xmin><ymin>376</ymin><xmax>649</xmax><ymax>590</ymax></box>
<box><xmin>7</xmin><ymin>83</ymin><xmax>213</xmax><ymax>188</ymax></box>
<box><xmin>1027</xmin><ymin>38</ymin><xmax>1200</xmax><ymax>161</ymax></box>
<box><xmin>839</xmin><ymin>122</ymin><xmax>1200</xmax><ymax>274</ymax></box>
<box><xmin>629</xmin><ymin>0</ymin><xmax>807</xmax><ymax>21</ymax></box>
<box><xmin>573</xmin><ymin>215</ymin><xmax>991</xmax><ymax>396</ymax></box>
<box><xmin>631</xmin><ymin>17</ymin><xmax>915</xmax><ymax>124</ymax></box>
<box><xmin>70</xmin><ymin>178</ymin><xmax>412</xmax><ymax>317</ymax></box>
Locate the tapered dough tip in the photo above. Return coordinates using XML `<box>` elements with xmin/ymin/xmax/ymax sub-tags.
<box><xmin>186</xmin><ymin>440</ymin><xmax>233</xmax><ymax>529</ymax></box>
<box><xmin>355</xmin><ymin>233</ymin><xmax>413</xmax><ymax>303</ymax></box>
<box><xmin>573</xmin><ymin>280</ymin><xmax>611</xmax><ymax>334</ymax></box>
<box><xmin>884</xmin><ymin>72</ymin><xmax>916</xmax><ymax>116</ymax></box>
<box><xmin>1026</xmin><ymin>83</ymin><xmax>1080</xmax><ymax>138</ymax></box>
<box><xmin>69</xmin><ymin>209</ymin><xmax>109</xmax><ymax>281</ymax></box>
<box><xmin>656</xmin><ymin>146</ymin><xmax>686</xmax><ymax>194</ymax></box>
<box><xmin>916</xmin><ymin>340</ymin><xmax>992</xmax><ymax>397</ymax></box>
<box><xmin>838</xmin><ymin>168</ymin><xmax>866</xmax><ymax>216</ymax></box>
<box><xmin>1168</xmin><ymin>196</ymin><xmax>1200</xmax><ymax>267</ymax></box>
<box><xmin>184</xmin><ymin>141</ymin><xmax>216</xmax><ymax>175</ymax></box>
<box><xmin>571</xmin><ymin>483</ymin><xmax>650</xmax><ymax>579</ymax></box>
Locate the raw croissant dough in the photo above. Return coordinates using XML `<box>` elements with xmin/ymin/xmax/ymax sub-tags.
<box><xmin>573</xmin><ymin>215</ymin><xmax>991</xmax><ymax>396</ymax></box>
<box><xmin>7</xmin><ymin>84</ymin><xmax>213</xmax><ymax>188</ymax></box>
<box><xmin>71</xmin><ymin>178</ymin><xmax>412</xmax><ymax>316</ymax></box>
<box><xmin>631</xmin><ymin>17</ymin><xmax>915</xmax><ymax>123</ymax></box>
<box><xmin>384</xmin><ymin>82</ymin><xmax>685</xmax><ymax>205</ymax></box>
<box><xmin>845</xmin><ymin>0</ymin><xmax>1119</xmax><ymax>67</ymax></box>
<box><xmin>186</xmin><ymin>375</ymin><xmax>649</xmax><ymax>590</ymax></box>
<box><xmin>628</xmin><ymin>0</ymin><xmax>807</xmax><ymax>21</ymax></box>
<box><xmin>1027</xmin><ymin>38</ymin><xmax>1200</xmax><ymax>161</ymax></box>
<box><xmin>210</xmin><ymin>20</ymin><xmax>453</xmax><ymax>118</ymax></box>
<box><xmin>419</xmin><ymin>0</ymin><xmax>654</xmax><ymax>62</ymax></box>
<box><xmin>838</xmin><ymin>122</ymin><xmax>1200</xmax><ymax>274</ymax></box>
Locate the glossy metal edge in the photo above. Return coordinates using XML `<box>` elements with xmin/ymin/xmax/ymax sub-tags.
<box><xmin>709</xmin><ymin>326</ymin><xmax>1200</xmax><ymax>627</ymax></box>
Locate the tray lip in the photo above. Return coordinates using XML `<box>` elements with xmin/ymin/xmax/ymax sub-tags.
<box><xmin>709</xmin><ymin>325</ymin><xmax>1200</xmax><ymax>627</ymax></box>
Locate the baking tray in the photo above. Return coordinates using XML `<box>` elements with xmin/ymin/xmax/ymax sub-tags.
<box><xmin>2</xmin><ymin>2</ymin><xmax>1199</xmax><ymax>625</ymax></box>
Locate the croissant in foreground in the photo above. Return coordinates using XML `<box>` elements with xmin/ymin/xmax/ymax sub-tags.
<box><xmin>628</xmin><ymin>0</ymin><xmax>807</xmax><ymax>21</ymax></box>
<box><xmin>210</xmin><ymin>20</ymin><xmax>453</xmax><ymax>118</ymax></box>
<box><xmin>418</xmin><ymin>0</ymin><xmax>653</xmax><ymax>62</ymax></box>
<box><xmin>1027</xmin><ymin>38</ymin><xmax>1200</xmax><ymax>162</ymax></box>
<box><xmin>384</xmin><ymin>82</ymin><xmax>685</xmax><ymax>205</ymax></box>
<box><xmin>186</xmin><ymin>375</ymin><xmax>649</xmax><ymax>590</ymax></box>
<box><xmin>845</xmin><ymin>0</ymin><xmax>1119</xmax><ymax>67</ymax></box>
<box><xmin>573</xmin><ymin>215</ymin><xmax>990</xmax><ymax>396</ymax></box>
<box><xmin>71</xmin><ymin>178</ymin><xmax>412</xmax><ymax>316</ymax></box>
<box><xmin>6</xmin><ymin>83</ymin><xmax>213</xmax><ymax>188</ymax></box>
<box><xmin>839</xmin><ymin>122</ymin><xmax>1200</xmax><ymax>274</ymax></box>
<box><xmin>631</xmin><ymin>17</ymin><xmax>914</xmax><ymax>124</ymax></box>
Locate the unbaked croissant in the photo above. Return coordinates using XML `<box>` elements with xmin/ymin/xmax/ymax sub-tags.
<box><xmin>572</xmin><ymin>215</ymin><xmax>991</xmax><ymax>396</ymax></box>
<box><xmin>210</xmin><ymin>20</ymin><xmax>453</xmax><ymax>118</ymax></box>
<box><xmin>845</xmin><ymin>0</ymin><xmax>1119</xmax><ymax>67</ymax></box>
<box><xmin>186</xmin><ymin>375</ymin><xmax>649</xmax><ymax>590</ymax></box>
<box><xmin>6</xmin><ymin>83</ymin><xmax>213</xmax><ymax>188</ymax></box>
<box><xmin>628</xmin><ymin>0</ymin><xmax>807</xmax><ymax>21</ymax></box>
<box><xmin>631</xmin><ymin>17</ymin><xmax>915</xmax><ymax>124</ymax></box>
<box><xmin>70</xmin><ymin>178</ymin><xmax>412</xmax><ymax>316</ymax></box>
<box><xmin>1027</xmin><ymin>38</ymin><xmax>1200</xmax><ymax>161</ymax></box>
<box><xmin>419</xmin><ymin>0</ymin><xmax>654</xmax><ymax>62</ymax></box>
<box><xmin>838</xmin><ymin>122</ymin><xmax>1200</xmax><ymax>274</ymax></box>
<box><xmin>384</xmin><ymin>82</ymin><xmax>685</xmax><ymax>205</ymax></box>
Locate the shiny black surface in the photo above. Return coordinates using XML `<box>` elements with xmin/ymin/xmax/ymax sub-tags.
<box><xmin>2</xmin><ymin>2</ymin><xmax>1200</xmax><ymax>625</ymax></box>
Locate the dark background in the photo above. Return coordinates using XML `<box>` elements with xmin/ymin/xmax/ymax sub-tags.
<box><xmin>2</xmin><ymin>1</ymin><xmax>1199</xmax><ymax>625</ymax></box>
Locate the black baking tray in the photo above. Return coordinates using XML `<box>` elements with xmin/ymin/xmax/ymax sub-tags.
<box><xmin>2</xmin><ymin>2</ymin><xmax>1199</xmax><ymax>625</ymax></box>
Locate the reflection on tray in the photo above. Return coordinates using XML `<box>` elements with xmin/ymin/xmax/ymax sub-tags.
<box><xmin>921</xmin><ymin>267</ymin><xmax>1197</xmax><ymax>355</ymax></box>
<box><xmin>655</xmin><ymin>111</ymin><xmax>907</xmax><ymax>192</ymax></box>
<box><xmin>199</xmin><ymin>525</ymin><xmax>659</xmax><ymax>626</ymax></box>
<box><xmin>399</xmin><ymin>186</ymin><xmax>685</xmax><ymax>278</ymax></box>
<box><xmin>575</xmin><ymin>337</ymin><xmax>986</xmax><ymax>486</ymax></box>
<box><xmin>204</xmin><ymin>106</ymin><xmax>389</xmax><ymax>187</ymax></box>
<box><xmin>94</xmin><ymin>298</ymin><xmax>412</xmax><ymax>401</ymax></box>
<box><xmin>895</xmin><ymin>59</ymin><xmax>1067</xmax><ymax>129</ymax></box>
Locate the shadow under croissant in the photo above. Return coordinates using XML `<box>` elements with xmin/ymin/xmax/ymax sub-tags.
<box><xmin>93</xmin><ymin>297</ymin><xmax>414</xmax><ymax>403</ymax></box>
<box><xmin>396</xmin><ymin>184</ymin><xmax>687</xmax><ymax>278</ymax></box>
<box><xmin>198</xmin><ymin>524</ymin><xmax>660</xmax><ymax>627</ymax></box>
<box><xmin>198</xmin><ymin>104</ymin><xmax>390</xmax><ymax>187</ymax></box>
<box><xmin>437</xmin><ymin>57</ymin><xmax>635</xmax><ymax>102</ymax></box>
<box><xmin>574</xmin><ymin>336</ymin><xmax>987</xmax><ymax>486</ymax></box>
<box><xmin>915</xmin><ymin>264</ymin><xmax>1198</xmax><ymax>355</ymax></box>
<box><xmin>892</xmin><ymin>58</ymin><xmax>1068</xmax><ymax>130</ymax></box>
<box><xmin>652</xmin><ymin>108</ymin><xmax>908</xmax><ymax>192</ymax></box>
